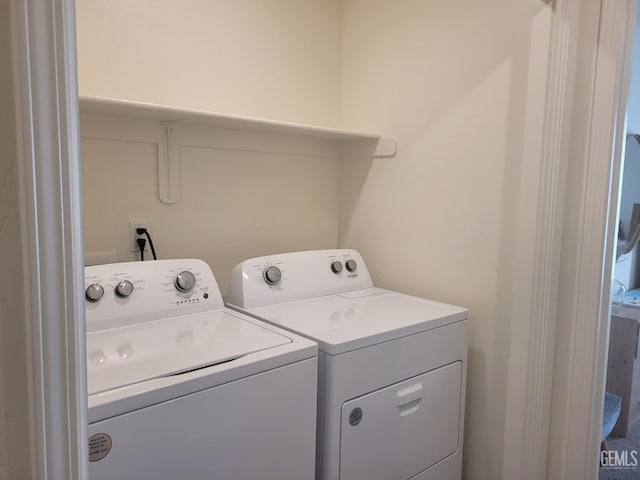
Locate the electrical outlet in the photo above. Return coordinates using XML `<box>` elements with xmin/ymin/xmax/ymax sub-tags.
<box><xmin>129</xmin><ymin>221</ymin><xmax>150</xmax><ymax>252</ymax></box>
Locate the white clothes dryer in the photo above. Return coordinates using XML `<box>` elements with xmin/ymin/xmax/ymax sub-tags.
<box><xmin>227</xmin><ymin>249</ymin><xmax>469</xmax><ymax>480</ymax></box>
<box><xmin>85</xmin><ymin>259</ymin><xmax>317</xmax><ymax>480</ymax></box>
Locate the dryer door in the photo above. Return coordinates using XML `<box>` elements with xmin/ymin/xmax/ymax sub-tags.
<box><xmin>339</xmin><ymin>361</ymin><xmax>462</xmax><ymax>480</ymax></box>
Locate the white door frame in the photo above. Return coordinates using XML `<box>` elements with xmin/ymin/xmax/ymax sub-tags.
<box><xmin>526</xmin><ymin>0</ymin><xmax>635</xmax><ymax>479</ymax></box>
<box><xmin>503</xmin><ymin>0</ymin><xmax>634</xmax><ymax>478</ymax></box>
<box><xmin>501</xmin><ymin>1</ymin><xmax>580</xmax><ymax>477</ymax></box>
<box><xmin>11</xmin><ymin>0</ymin><xmax>87</xmax><ymax>478</ymax></box>
<box><xmin>551</xmin><ymin>1</ymin><xmax>635</xmax><ymax>478</ymax></box>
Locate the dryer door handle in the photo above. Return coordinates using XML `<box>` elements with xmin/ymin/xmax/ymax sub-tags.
<box><xmin>395</xmin><ymin>383</ymin><xmax>423</xmax><ymax>416</ymax></box>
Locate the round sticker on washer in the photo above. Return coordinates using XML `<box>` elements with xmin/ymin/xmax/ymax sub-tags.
<box><xmin>88</xmin><ymin>433</ymin><xmax>112</xmax><ymax>462</ymax></box>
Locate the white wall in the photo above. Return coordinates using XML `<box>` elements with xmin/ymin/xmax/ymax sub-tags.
<box><xmin>615</xmin><ymin>137</ymin><xmax>640</xmax><ymax>290</ymax></box>
<box><xmin>76</xmin><ymin>0</ymin><xmax>342</xmax><ymax>127</ymax></box>
<box><xmin>339</xmin><ymin>1</ymin><xmax>532</xmax><ymax>478</ymax></box>
<box><xmin>618</xmin><ymin>139</ymin><xmax>640</xmax><ymax>241</ymax></box>
<box><xmin>615</xmin><ymin>23</ymin><xmax>640</xmax><ymax>290</ymax></box>
<box><xmin>626</xmin><ymin>21</ymin><xmax>640</xmax><ymax>134</ymax></box>
<box><xmin>0</xmin><ymin>0</ymin><xmax>31</xmax><ymax>477</ymax></box>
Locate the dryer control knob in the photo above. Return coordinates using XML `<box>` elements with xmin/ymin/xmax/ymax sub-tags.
<box><xmin>85</xmin><ymin>284</ymin><xmax>104</xmax><ymax>302</ymax></box>
<box><xmin>175</xmin><ymin>271</ymin><xmax>196</xmax><ymax>293</ymax></box>
<box><xmin>115</xmin><ymin>280</ymin><xmax>134</xmax><ymax>298</ymax></box>
<box><xmin>263</xmin><ymin>266</ymin><xmax>282</xmax><ymax>285</ymax></box>
<box><xmin>345</xmin><ymin>259</ymin><xmax>358</xmax><ymax>272</ymax></box>
<box><xmin>331</xmin><ymin>261</ymin><xmax>343</xmax><ymax>274</ymax></box>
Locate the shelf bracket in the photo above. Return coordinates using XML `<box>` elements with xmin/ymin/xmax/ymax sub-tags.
<box><xmin>159</xmin><ymin>121</ymin><xmax>180</xmax><ymax>204</ymax></box>
<box><xmin>373</xmin><ymin>136</ymin><xmax>398</xmax><ymax>158</ymax></box>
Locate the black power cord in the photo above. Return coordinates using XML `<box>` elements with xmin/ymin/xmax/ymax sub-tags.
<box><xmin>136</xmin><ymin>227</ymin><xmax>157</xmax><ymax>260</ymax></box>
<box><xmin>136</xmin><ymin>237</ymin><xmax>146</xmax><ymax>261</ymax></box>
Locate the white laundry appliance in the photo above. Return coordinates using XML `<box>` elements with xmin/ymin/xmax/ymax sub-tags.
<box><xmin>85</xmin><ymin>259</ymin><xmax>317</xmax><ymax>480</ymax></box>
<box><xmin>227</xmin><ymin>249</ymin><xmax>469</xmax><ymax>480</ymax></box>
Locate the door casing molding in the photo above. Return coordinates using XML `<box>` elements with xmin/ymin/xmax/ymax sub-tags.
<box><xmin>507</xmin><ymin>0</ymin><xmax>635</xmax><ymax>478</ymax></box>
<box><xmin>11</xmin><ymin>0</ymin><xmax>87</xmax><ymax>477</ymax></box>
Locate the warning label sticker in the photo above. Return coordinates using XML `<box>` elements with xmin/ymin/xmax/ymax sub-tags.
<box><xmin>88</xmin><ymin>433</ymin><xmax>112</xmax><ymax>462</ymax></box>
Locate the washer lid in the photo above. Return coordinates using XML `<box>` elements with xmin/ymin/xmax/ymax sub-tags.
<box><xmin>245</xmin><ymin>288</ymin><xmax>468</xmax><ymax>355</ymax></box>
<box><xmin>86</xmin><ymin>309</ymin><xmax>292</xmax><ymax>395</ymax></box>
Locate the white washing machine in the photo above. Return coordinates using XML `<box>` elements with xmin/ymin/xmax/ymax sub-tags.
<box><xmin>227</xmin><ymin>249</ymin><xmax>469</xmax><ymax>480</ymax></box>
<box><xmin>85</xmin><ymin>259</ymin><xmax>318</xmax><ymax>480</ymax></box>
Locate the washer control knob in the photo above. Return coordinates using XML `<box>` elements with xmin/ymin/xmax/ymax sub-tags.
<box><xmin>85</xmin><ymin>284</ymin><xmax>104</xmax><ymax>302</ymax></box>
<box><xmin>331</xmin><ymin>261</ymin><xmax>343</xmax><ymax>274</ymax></box>
<box><xmin>345</xmin><ymin>259</ymin><xmax>358</xmax><ymax>272</ymax></box>
<box><xmin>117</xmin><ymin>343</ymin><xmax>135</xmax><ymax>359</ymax></box>
<box><xmin>115</xmin><ymin>280</ymin><xmax>134</xmax><ymax>298</ymax></box>
<box><xmin>175</xmin><ymin>271</ymin><xmax>196</xmax><ymax>293</ymax></box>
<box><xmin>88</xmin><ymin>349</ymin><xmax>107</xmax><ymax>365</ymax></box>
<box><xmin>263</xmin><ymin>266</ymin><xmax>282</xmax><ymax>285</ymax></box>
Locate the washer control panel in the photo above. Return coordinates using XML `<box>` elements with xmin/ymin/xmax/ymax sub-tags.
<box><xmin>84</xmin><ymin>259</ymin><xmax>224</xmax><ymax>331</ymax></box>
<box><xmin>227</xmin><ymin>249</ymin><xmax>373</xmax><ymax>309</ymax></box>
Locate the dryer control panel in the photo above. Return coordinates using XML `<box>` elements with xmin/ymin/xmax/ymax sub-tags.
<box><xmin>84</xmin><ymin>259</ymin><xmax>224</xmax><ymax>331</ymax></box>
<box><xmin>227</xmin><ymin>249</ymin><xmax>374</xmax><ymax>309</ymax></box>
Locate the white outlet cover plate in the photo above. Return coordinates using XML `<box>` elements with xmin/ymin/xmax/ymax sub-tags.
<box><xmin>129</xmin><ymin>221</ymin><xmax>150</xmax><ymax>252</ymax></box>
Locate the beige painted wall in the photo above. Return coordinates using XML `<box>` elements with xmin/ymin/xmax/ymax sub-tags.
<box><xmin>78</xmin><ymin>1</ymin><xmax>537</xmax><ymax>479</ymax></box>
<box><xmin>76</xmin><ymin>0</ymin><xmax>342</xmax><ymax>127</ymax></box>
<box><xmin>80</xmin><ymin>114</ymin><xmax>342</xmax><ymax>296</ymax></box>
<box><xmin>339</xmin><ymin>1</ymin><xmax>531</xmax><ymax>478</ymax></box>
<box><xmin>0</xmin><ymin>1</ymin><xmax>31</xmax><ymax>478</ymax></box>
<box><xmin>77</xmin><ymin>0</ymin><xmax>346</xmax><ymax>297</ymax></box>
